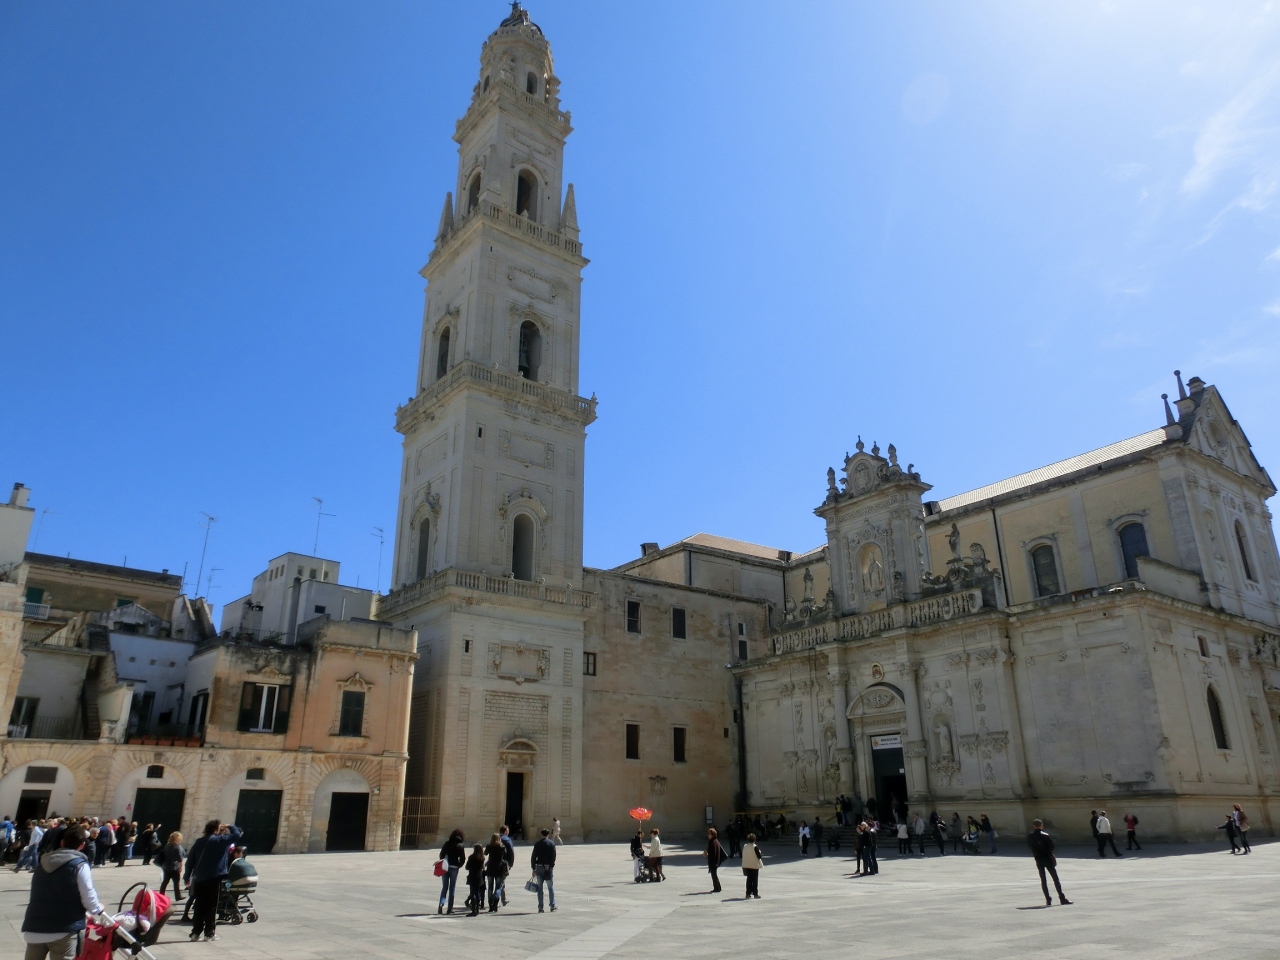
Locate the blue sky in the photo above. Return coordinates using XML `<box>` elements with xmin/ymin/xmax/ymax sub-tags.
<box><xmin>2</xmin><ymin>1</ymin><xmax>1278</xmax><ymax>613</ymax></box>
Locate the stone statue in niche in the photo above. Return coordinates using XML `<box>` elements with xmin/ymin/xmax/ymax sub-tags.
<box><xmin>948</xmin><ymin>523</ymin><xmax>961</xmax><ymax>559</ymax></box>
<box><xmin>864</xmin><ymin>557</ymin><xmax>884</xmax><ymax>596</ymax></box>
<box><xmin>935</xmin><ymin>719</ymin><xmax>954</xmax><ymax>759</ymax></box>
<box><xmin>823</xmin><ymin>724</ymin><xmax>837</xmax><ymax>762</ymax></box>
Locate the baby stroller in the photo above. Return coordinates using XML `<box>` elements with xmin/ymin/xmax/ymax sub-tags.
<box><xmin>216</xmin><ymin>855</ymin><xmax>259</xmax><ymax>924</ymax></box>
<box><xmin>632</xmin><ymin>853</ymin><xmax>659</xmax><ymax>883</ymax></box>
<box><xmin>80</xmin><ymin>884</ymin><xmax>172</xmax><ymax>960</ymax></box>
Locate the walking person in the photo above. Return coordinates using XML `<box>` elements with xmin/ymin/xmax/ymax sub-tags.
<box><xmin>531</xmin><ymin>827</ymin><xmax>557</xmax><ymax>912</ymax></box>
<box><xmin>725</xmin><ymin>819</ymin><xmax>740</xmax><ymax>858</ymax></box>
<box><xmin>484</xmin><ymin>833</ymin><xmax>508</xmax><ymax>912</ymax></box>
<box><xmin>648</xmin><ymin>828</ymin><xmax>665</xmax><ymax>881</ymax></box>
<box><xmin>13</xmin><ymin>820</ymin><xmax>43</xmax><ymax>873</ymax></box>
<box><xmin>464</xmin><ymin>845</ymin><xmax>485</xmax><ymax>916</ymax></box>
<box><xmin>704</xmin><ymin>827</ymin><xmax>726</xmax><ymax>893</ymax></box>
<box><xmin>865</xmin><ymin>819</ymin><xmax>880</xmax><ymax>874</ymax></box>
<box><xmin>158</xmin><ymin>832</ymin><xmax>185</xmax><ymax>902</ymax></box>
<box><xmin>113</xmin><ymin>819</ymin><xmax>134</xmax><ymax>867</ymax></box>
<box><xmin>1094</xmin><ymin>811</ymin><xmax>1121</xmax><ymax>857</ymax></box>
<box><xmin>437</xmin><ymin>829</ymin><xmax>466</xmax><ymax>914</ymax></box>
<box><xmin>1027</xmin><ymin>819</ymin><xmax>1071</xmax><ymax>907</ymax></box>
<box><xmin>551</xmin><ymin>817</ymin><xmax>562</xmax><ymax>845</ymax></box>
<box><xmin>20</xmin><ymin>824</ymin><xmax>103</xmax><ymax>960</ymax></box>
<box><xmin>948</xmin><ymin>813</ymin><xmax>962</xmax><ymax>853</ymax></box>
<box><xmin>979</xmin><ymin>814</ymin><xmax>997</xmax><ymax>854</ymax></box>
<box><xmin>741</xmin><ymin>832</ymin><xmax>763</xmax><ymax>898</ymax></box>
<box><xmin>186</xmin><ymin>820</ymin><xmax>242</xmax><ymax>942</ymax></box>
<box><xmin>812</xmin><ymin>818</ymin><xmax>824</xmax><ymax>857</ymax></box>
<box><xmin>931</xmin><ymin>812</ymin><xmax>946</xmax><ymax>855</ymax></box>
<box><xmin>1233</xmin><ymin>805</ymin><xmax>1251</xmax><ymax>854</ymax></box>
<box><xmin>499</xmin><ymin>826</ymin><xmax>515</xmax><ymax>905</ymax></box>
<box><xmin>1218</xmin><ymin>813</ymin><xmax>1240</xmax><ymax>853</ymax></box>
<box><xmin>180</xmin><ymin>825</ymin><xmax>210</xmax><ymax>923</ymax></box>
<box><xmin>798</xmin><ymin>820</ymin><xmax>810</xmax><ymax>857</ymax></box>
<box><xmin>1123</xmin><ymin>813</ymin><xmax>1141</xmax><ymax>851</ymax></box>
<box><xmin>1089</xmin><ymin>810</ymin><xmax>1099</xmax><ymax>848</ymax></box>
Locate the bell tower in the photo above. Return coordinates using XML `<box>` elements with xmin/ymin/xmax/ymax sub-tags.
<box><xmin>382</xmin><ymin>4</ymin><xmax>596</xmax><ymax>842</ymax></box>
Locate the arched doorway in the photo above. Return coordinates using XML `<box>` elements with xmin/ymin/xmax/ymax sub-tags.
<box><xmin>498</xmin><ymin>739</ymin><xmax>537</xmax><ymax>841</ymax></box>
<box><xmin>312</xmin><ymin>768</ymin><xmax>370</xmax><ymax>852</ymax></box>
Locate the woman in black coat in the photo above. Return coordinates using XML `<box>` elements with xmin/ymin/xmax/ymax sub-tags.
<box><xmin>704</xmin><ymin>828</ymin><xmax>726</xmax><ymax>893</ymax></box>
<box><xmin>437</xmin><ymin>829</ymin><xmax>466</xmax><ymax>914</ymax></box>
<box><xmin>464</xmin><ymin>845</ymin><xmax>486</xmax><ymax>916</ymax></box>
<box><xmin>484</xmin><ymin>834</ymin><xmax>509</xmax><ymax>912</ymax></box>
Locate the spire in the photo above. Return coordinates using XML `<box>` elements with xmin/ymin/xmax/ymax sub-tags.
<box><xmin>1162</xmin><ymin>393</ymin><xmax>1175</xmax><ymax>425</ymax></box>
<box><xmin>435</xmin><ymin>191</ymin><xmax>454</xmax><ymax>243</ymax></box>
<box><xmin>559</xmin><ymin>183</ymin><xmax>579</xmax><ymax>239</ymax></box>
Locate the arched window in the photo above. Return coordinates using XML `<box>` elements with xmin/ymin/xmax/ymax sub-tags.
<box><xmin>518</xmin><ymin>320</ymin><xmax>541</xmax><ymax>380</ymax></box>
<box><xmin>466</xmin><ymin>173</ymin><xmax>481</xmax><ymax>214</ymax></box>
<box><xmin>1235</xmin><ymin>521</ymin><xmax>1256</xmax><ymax>582</ymax></box>
<box><xmin>526</xmin><ymin>71</ymin><xmax>538</xmax><ymax>94</ymax></box>
<box><xmin>1030</xmin><ymin>544</ymin><xmax>1060</xmax><ymax>598</ymax></box>
<box><xmin>512</xmin><ymin>514</ymin><xmax>534</xmax><ymax>581</ymax></box>
<box><xmin>415</xmin><ymin>518</ymin><xmax>431</xmax><ymax>581</ymax></box>
<box><xmin>435</xmin><ymin>327</ymin><xmax>451</xmax><ymax>381</ymax></box>
<box><xmin>516</xmin><ymin>171</ymin><xmax>538</xmax><ymax>220</ymax></box>
<box><xmin>1207</xmin><ymin>687</ymin><xmax>1229</xmax><ymax>750</ymax></box>
<box><xmin>1118</xmin><ymin>522</ymin><xmax>1150</xmax><ymax>580</ymax></box>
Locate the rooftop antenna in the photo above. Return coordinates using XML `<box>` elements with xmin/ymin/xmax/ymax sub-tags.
<box><xmin>31</xmin><ymin>509</ymin><xmax>55</xmax><ymax>550</ymax></box>
<box><xmin>195</xmin><ymin>513</ymin><xmax>216</xmax><ymax>599</ymax></box>
<box><xmin>371</xmin><ymin>526</ymin><xmax>385</xmax><ymax>594</ymax></box>
<box><xmin>205</xmin><ymin>567</ymin><xmax>223</xmax><ymax>603</ymax></box>
<box><xmin>312</xmin><ymin>497</ymin><xmax>335</xmax><ymax>555</ymax></box>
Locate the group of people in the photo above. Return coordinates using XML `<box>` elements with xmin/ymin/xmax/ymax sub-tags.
<box><xmin>4</xmin><ymin>815</ymin><xmax>174</xmax><ymax>872</ymax></box>
<box><xmin>436</xmin><ymin>823</ymin><xmax>558</xmax><ymax>916</ymax></box>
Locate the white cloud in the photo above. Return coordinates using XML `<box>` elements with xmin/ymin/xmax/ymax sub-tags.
<box><xmin>1267</xmin><ymin>245</ymin><xmax>1280</xmax><ymax>261</ymax></box>
<box><xmin>1182</xmin><ymin>61</ymin><xmax>1280</xmax><ymax>201</ymax></box>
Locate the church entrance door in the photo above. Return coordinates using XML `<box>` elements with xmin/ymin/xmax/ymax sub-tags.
<box><xmin>871</xmin><ymin>737</ymin><xmax>906</xmax><ymax>818</ymax></box>
<box><xmin>505</xmin><ymin>772</ymin><xmax>525</xmax><ymax>839</ymax></box>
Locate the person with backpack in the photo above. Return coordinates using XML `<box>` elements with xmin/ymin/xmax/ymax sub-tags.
<box><xmin>741</xmin><ymin>832</ymin><xmax>763</xmax><ymax>898</ymax></box>
<box><xmin>1123</xmin><ymin>813</ymin><xmax>1141</xmax><ymax>851</ymax></box>
<box><xmin>704</xmin><ymin>827</ymin><xmax>726</xmax><ymax>893</ymax></box>
<box><xmin>20</xmin><ymin>823</ymin><xmax>103</xmax><ymax>960</ymax></box>
<box><xmin>437</xmin><ymin>829</ymin><xmax>466</xmax><ymax>915</ymax></box>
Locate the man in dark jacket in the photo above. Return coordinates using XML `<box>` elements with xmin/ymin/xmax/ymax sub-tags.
<box><xmin>1027</xmin><ymin>820</ymin><xmax>1071</xmax><ymax>907</ymax></box>
<box><xmin>499</xmin><ymin>826</ymin><xmax>515</xmax><ymax>906</ymax></box>
<box><xmin>530</xmin><ymin>828</ymin><xmax>557</xmax><ymax>912</ymax></box>
<box><xmin>181</xmin><ymin>828</ymin><xmax>210</xmax><ymax>922</ymax></box>
<box><xmin>21</xmin><ymin>824</ymin><xmax>102</xmax><ymax>960</ymax></box>
<box><xmin>187</xmin><ymin>820</ymin><xmax>242</xmax><ymax>942</ymax></box>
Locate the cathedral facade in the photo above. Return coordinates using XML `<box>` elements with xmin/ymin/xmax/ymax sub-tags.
<box><xmin>386</xmin><ymin>6</ymin><xmax>1280</xmax><ymax>843</ymax></box>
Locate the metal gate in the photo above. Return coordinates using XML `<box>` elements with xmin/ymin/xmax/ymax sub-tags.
<box><xmin>400</xmin><ymin>796</ymin><xmax>439</xmax><ymax>849</ymax></box>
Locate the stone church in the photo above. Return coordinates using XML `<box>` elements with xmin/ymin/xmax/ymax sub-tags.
<box><xmin>384</xmin><ymin>5</ymin><xmax>1280</xmax><ymax>843</ymax></box>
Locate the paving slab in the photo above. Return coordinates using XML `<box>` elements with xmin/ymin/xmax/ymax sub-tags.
<box><xmin>3</xmin><ymin>839</ymin><xmax>1278</xmax><ymax>959</ymax></box>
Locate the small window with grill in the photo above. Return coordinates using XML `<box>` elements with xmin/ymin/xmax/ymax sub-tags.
<box><xmin>583</xmin><ymin>652</ymin><xmax>597</xmax><ymax>676</ymax></box>
<box><xmin>671</xmin><ymin>607</ymin><xmax>686</xmax><ymax>639</ymax></box>
<box><xmin>626</xmin><ymin>600</ymin><xmax>641</xmax><ymax>634</ymax></box>
<box><xmin>673</xmin><ymin>727</ymin><xmax>687</xmax><ymax>763</ymax></box>
<box><xmin>146</xmin><ymin>765</ymin><xmax>164</xmax><ymax>779</ymax></box>
<box><xmin>625</xmin><ymin>723</ymin><xmax>640</xmax><ymax>760</ymax></box>
<box><xmin>246</xmin><ymin>768</ymin><xmax>265</xmax><ymax>781</ymax></box>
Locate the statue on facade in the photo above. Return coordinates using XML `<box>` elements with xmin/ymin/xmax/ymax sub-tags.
<box><xmin>935</xmin><ymin>720</ymin><xmax>954</xmax><ymax>759</ymax></box>
<box><xmin>948</xmin><ymin>523</ymin><xmax>961</xmax><ymax>559</ymax></box>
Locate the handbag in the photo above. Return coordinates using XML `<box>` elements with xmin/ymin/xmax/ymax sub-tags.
<box><xmin>433</xmin><ymin>859</ymin><xmax>446</xmax><ymax>877</ymax></box>
<box><xmin>524</xmin><ymin>872</ymin><xmax>539</xmax><ymax>893</ymax></box>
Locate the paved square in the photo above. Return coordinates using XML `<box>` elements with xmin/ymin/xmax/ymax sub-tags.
<box><xmin>4</xmin><ymin>838</ymin><xmax>1280</xmax><ymax>959</ymax></box>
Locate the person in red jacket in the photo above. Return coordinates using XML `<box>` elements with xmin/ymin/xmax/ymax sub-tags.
<box><xmin>1123</xmin><ymin>813</ymin><xmax>1141</xmax><ymax>851</ymax></box>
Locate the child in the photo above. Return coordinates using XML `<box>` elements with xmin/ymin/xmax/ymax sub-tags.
<box><xmin>465</xmin><ymin>844</ymin><xmax>485</xmax><ymax>916</ymax></box>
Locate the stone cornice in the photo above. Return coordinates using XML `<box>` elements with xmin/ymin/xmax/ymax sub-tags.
<box><xmin>379</xmin><ymin>567</ymin><xmax>597</xmax><ymax>623</ymax></box>
<box><xmin>427</xmin><ymin>200</ymin><xmax>585</xmax><ymax>271</ymax></box>
<box><xmin>454</xmin><ymin>76</ymin><xmax>572</xmax><ymax>146</ymax></box>
<box><xmin>395</xmin><ymin>359</ymin><xmax>596</xmax><ymax>436</ymax></box>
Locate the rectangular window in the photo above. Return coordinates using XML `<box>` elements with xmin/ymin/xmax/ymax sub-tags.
<box><xmin>673</xmin><ymin>727</ymin><xmax>687</xmax><ymax>763</ymax></box>
<box><xmin>188</xmin><ymin>691</ymin><xmax>209</xmax><ymax>736</ymax></box>
<box><xmin>625</xmin><ymin>600</ymin><xmax>641</xmax><ymax>634</ymax></box>
<box><xmin>314</xmin><ymin>605</ymin><xmax>327</xmax><ymax>615</ymax></box>
<box><xmin>24</xmin><ymin>586</ymin><xmax>44</xmax><ymax>604</ymax></box>
<box><xmin>625</xmin><ymin>723</ymin><xmax>640</xmax><ymax>760</ymax></box>
<box><xmin>146</xmin><ymin>765</ymin><xmax>164</xmax><ymax>779</ymax></box>
<box><xmin>25</xmin><ymin>766</ymin><xmax>57</xmax><ymax>784</ymax></box>
<box><xmin>116</xmin><ymin>597</ymin><xmax>134</xmax><ymax>608</ymax></box>
<box><xmin>1198</xmin><ymin>636</ymin><xmax>1210</xmax><ymax>658</ymax></box>
<box><xmin>738</xmin><ymin>639</ymin><xmax>748</xmax><ymax>661</ymax></box>
<box><xmin>9</xmin><ymin>696</ymin><xmax>38</xmax><ymax>731</ymax></box>
<box><xmin>245</xmin><ymin>768</ymin><xmax>265</xmax><ymax>781</ymax></box>
<box><xmin>723</xmin><ymin>727</ymin><xmax>730</xmax><ymax>738</ymax></box>
<box><xmin>583</xmin><ymin>652</ymin><xmax>597</xmax><ymax>676</ymax></box>
<box><xmin>309</xmin><ymin>568</ymin><xmax>318</xmax><ymax>580</ymax></box>
<box><xmin>671</xmin><ymin>607</ymin><xmax>686</xmax><ymax>639</ymax></box>
<box><xmin>338</xmin><ymin>690</ymin><xmax>366</xmax><ymax>737</ymax></box>
<box><xmin>737</xmin><ymin>622</ymin><xmax>745</xmax><ymax>636</ymax></box>
<box><xmin>238</xmin><ymin>683</ymin><xmax>290</xmax><ymax>734</ymax></box>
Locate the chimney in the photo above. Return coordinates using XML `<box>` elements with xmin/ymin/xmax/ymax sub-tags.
<box><xmin>9</xmin><ymin>483</ymin><xmax>29</xmax><ymax>508</ymax></box>
<box><xmin>640</xmin><ymin>542</ymin><xmax>659</xmax><ymax>557</ymax></box>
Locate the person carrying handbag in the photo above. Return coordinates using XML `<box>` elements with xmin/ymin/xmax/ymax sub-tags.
<box><xmin>741</xmin><ymin>833</ymin><xmax>763</xmax><ymax>899</ymax></box>
<box><xmin>704</xmin><ymin>828</ymin><xmax>726</xmax><ymax>893</ymax></box>
<box><xmin>529</xmin><ymin>828</ymin><xmax>557</xmax><ymax>912</ymax></box>
<box><xmin>437</xmin><ymin>829</ymin><xmax>466</xmax><ymax>914</ymax></box>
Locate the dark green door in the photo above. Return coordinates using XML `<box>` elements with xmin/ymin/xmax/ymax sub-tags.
<box><xmin>235</xmin><ymin>789</ymin><xmax>282</xmax><ymax>855</ymax></box>
<box><xmin>325</xmin><ymin>792</ymin><xmax>368</xmax><ymax>851</ymax></box>
<box><xmin>132</xmin><ymin>788</ymin><xmax>185</xmax><ymax>839</ymax></box>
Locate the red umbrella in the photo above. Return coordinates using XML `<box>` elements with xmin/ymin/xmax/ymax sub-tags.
<box><xmin>629</xmin><ymin>807</ymin><xmax>652</xmax><ymax>822</ymax></box>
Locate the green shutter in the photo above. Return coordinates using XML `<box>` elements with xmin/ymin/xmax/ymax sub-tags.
<box><xmin>273</xmin><ymin>685</ymin><xmax>291</xmax><ymax>734</ymax></box>
<box><xmin>237</xmin><ymin>683</ymin><xmax>256</xmax><ymax>732</ymax></box>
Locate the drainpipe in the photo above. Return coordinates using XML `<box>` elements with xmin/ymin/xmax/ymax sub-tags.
<box><xmin>990</xmin><ymin>507</ymin><xmax>1011</xmax><ymax>607</ymax></box>
<box><xmin>734</xmin><ymin>673</ymin><xmax>748</xmax><ymax>812</ymax></box>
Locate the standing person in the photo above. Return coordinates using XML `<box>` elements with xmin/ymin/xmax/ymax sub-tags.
<box><xmin>1094</xmin><ymin>811</ymin><xmax>1121</xmax><ymax>858</ymax></box>
<box><xmin>704</xmin><ymin>827</ymin><xmax>726</xmax><ymax>893</ymax></box>
<box><xmin>20</xmin><ymin>824</ymin><xmax>103</xmax><ymax>960</ymax></box>
<box><xmin>896</xmin><ymin>820</ymin><xmax>909</xmax><ymax>856</ymax></box>
<box><xmin>1027</xmin><ymin>820</ymin><xmax>1071</xmax><ymax>907</ymax></box>
<box><xmin>94</xmin><ymin>820</ymin><xmax>113</xmax><ymax>868</ymax></box>
<box><xmin>13</xmin><ymin>820</ymin><xmax>43</xmax><ymax>873</ymax></box>
<box><xmin>464</xmin><ymin>845</ymin><xmax>485</xmax><ymax>916</ymax></box>
<box><xmin>798</xmin><ymin>820</ymin><xmax>810</xmax><ymax>857</ymax></box>
<box><xmin>1089</xmin><ymin>810</ymin><xmax>1099</xmax><ymax>847</ymax></box>
<box><xmin>499</xmin><ymin>826</ymin><xmax>515</xmax><ymax>905</ymax></box>
<box><xmin>931</xmin><ymin>812</ymin><xmax>946</xmax><ymax>855</ymax></box>
<box><xmin>912</xmin><ymin>814</ymin><xmax>927</xmax><ymax>857</ymax></box>
<box><xmin>530</xmin><ymin>827</ymin><xmax>557</xmax><ymax>912</ymax></box>
<box><xmin>866</xmin><ymin>819</ymin><xmax>880</xmax><ymax>875</ymax></box>
<box><xmin>113</xmin><ymin>818</ymin><xmax>132</xmax><ymax>867</ymax></box>
<box><xmin>812</xmin><ymin>818</ymin><xmax>824</xmax><ymax>857</ymax></box>
<box><xmin>1123</xmin><ymin>813</ymin><xmax>1141</xmax><ymax>851</ymax></box>
<box><xmin>979</xmin><ymin>814</ymin><xmax>997</xmax><ymax>854</ymax></box>
<box><xmin>741</xmin><ymin>832</ymin><xmax>763</xmax><ymax>899</ymax></box>
<box><xmin>1218</xmin><ymin>813</ymin><xmax>1240</xmax><ymax>853</ymax></box>
<box><xmin>437</xmin><ymin>829</ymin><xmax>466</xmax><ymax>915</ymax></box>
<box><xmin>835</xmin><ymin>797</ymin><xmax>844</xmax><ymax>827</ymax></box>
<box><xmin>551</xmin><ymin>817</ymin><xmax>562</xmax><ymax>845</ymax></box>
<box><xmin>1233</xmin><ymin>805</ymin><xmax>1251</xmax><ymax>854</ymax></box>
<box><xmin>948</xmin><ymin>813</ymin><xmax>963</xmax><ymax>853</ymax></box>
<box><xmin>648</xmin><ymin>828</ymin><xmax>665</xmax><ymax>881</ymax></box>
<box><xmin>137</xmin><ymin>825</ymin><xmax>155</xmax><ymax>867</ymax></box>
<box><xmin>158</xmin><ymin>832</ymin><xmax>185</xmax><ymax>902</ymax></box>
<box><xmin>853</xmin><ymin>823</ymin><xmax>868</xmax><ymax>876</ymax></box>
<box><xmin>630</xmin><ymin>831</ymin><xmax>646</xmax><ymax>882</ymax></box>
<box><xmin>187</xmin><ymin>820</ymin><xmax>242</xmax><ymax>942</ymax></box>
<box><xmin>484</xmin><ymin>833</ymin><xmax>508</xmax><ymax>912</ymax></box>
<box><xmin>725</xmin><ymin>819</ymin><xmax>740</xmax><ymax>858</ymax></box>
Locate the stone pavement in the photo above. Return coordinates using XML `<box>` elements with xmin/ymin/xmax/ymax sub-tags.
<box><xmin>4</xmin><ymin>838</ymin><xmax>1280</xmax><ymax>959</ymax></box>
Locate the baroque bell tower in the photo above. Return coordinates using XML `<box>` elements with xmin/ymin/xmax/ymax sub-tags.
<box><xmin>381</xmin><ymin>3</ymin><xmax>596</xmax><ymax>842</ymax></box>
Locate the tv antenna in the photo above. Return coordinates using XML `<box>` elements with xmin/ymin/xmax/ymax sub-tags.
<box><xmin>194</xmin><ymin>513</ymin><xmax>216</xmax><ymax>598</ymax></box>
<box><xmin>371</xmin><ymin>527</ymin><xmax>385</xmax><ymax>594</ymax></box>
<box><xmin>312</xmin><ymin>497</ymin><xmax>335</xmax><ymax>555</ymax></box>
<box><xmin>31</xmin><ymin>509</ymin><xmax>56</xmax><ymax>551</ymax></box>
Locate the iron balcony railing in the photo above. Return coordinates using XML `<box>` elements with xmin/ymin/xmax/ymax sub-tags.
<box><xmin>23</xmin><ymin>602</ymin><xmax>50</xmax><ymax>620</ymax></box>
<box><xmin>7</xmin><ymin>716</ymin><xmax>85</xmax><ymax>740</ymax></box>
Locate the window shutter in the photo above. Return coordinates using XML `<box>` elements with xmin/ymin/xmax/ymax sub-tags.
<box><xmin>237</xmin><ymin>683</ymin><xmax>255</xmax><ymax>732</ymax></box>
<box><xmin>273</xmin><ymin>685</ymin><xmax>291</xmax><ymax>734</ymax></box>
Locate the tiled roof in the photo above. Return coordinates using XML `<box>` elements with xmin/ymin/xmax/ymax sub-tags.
<box><xmin>936</xmin><ymin>428</ymin><xmax>1168</xmax><ymax>513</ymax></box>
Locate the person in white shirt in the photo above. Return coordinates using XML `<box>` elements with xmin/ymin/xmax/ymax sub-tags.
<box><xmin>14</xmin><ymin>821</ymin><xmax>44</xmax><ymax>874</ymax></box>
<box><xmin>798</xmin><ymin>821</ymin><xmax>810</xmax><ymax>857</ymax></box>
<box><xmin>1094</xmin><ymin>810</ymin><xmax>1122</xmax><ymax>857</ymax></box>
<box><xmin>912</xmin><ymin>814</ymin><xmax>927</xmax><ymax>857</ymax></box>
<box><xmin>647</xmin><ymin>829</ymin><xmax>665</xmax><ymax>881</ymax></box>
